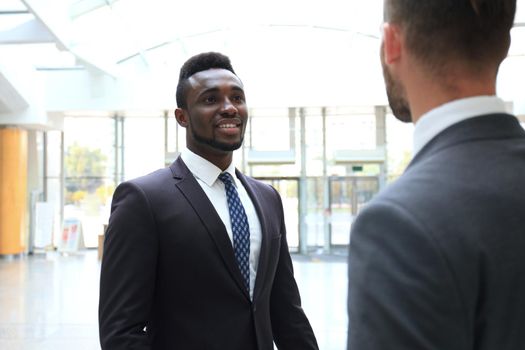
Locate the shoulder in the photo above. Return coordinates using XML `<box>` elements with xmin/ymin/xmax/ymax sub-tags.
<box><xmin>351</xmin><ymin>166</ymin><xmax>448</xmax><ymax>251</ymax></box>
<box><xmin>352</xmin><ymin>191</ymin><xmax>425</xmax><ymax>242</ymax></box>
<box><xmin>112</xmin><ymin>167</ymin><xmax>174</xmax><ymax>204</ymax></box>
<box><xmin>121</xmin><ymin>167</ymin><xmax>172</xmax><ymax>190</ymax></box>
<box><xmin>373</xmin><ymin>155</ymin><xmax>458</xmax><ymax>216</ymax></box>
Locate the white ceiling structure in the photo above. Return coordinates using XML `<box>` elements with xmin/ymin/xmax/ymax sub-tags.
<box><xmin>0</xmin><ymin>0</ymin><xmax>524</xmax><ymax>126</ymax></box>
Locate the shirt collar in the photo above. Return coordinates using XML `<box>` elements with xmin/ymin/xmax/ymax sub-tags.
<box><xmin>413</xmin><ymin>95</ymin><xmax>508</xmax><ymax>155</ymax></box>
<box><xmin>180</xmin><ymin>148</ymin><xmax>237</xmax><ymax>187</ymax></box>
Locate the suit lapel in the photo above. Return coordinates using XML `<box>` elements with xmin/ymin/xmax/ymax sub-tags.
<box><xmin>170</xmin><ymin>158</ymin><xmax>250</xmax><ymax>300</ymax></box>
<box><xmin>236</xmin><ymin>170</ymin><xmax>270</xmax><ymax>302</ymax></box>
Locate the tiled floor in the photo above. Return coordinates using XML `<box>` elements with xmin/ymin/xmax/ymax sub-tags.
<box><xmin>0</xmin><ymin>250</ymin><xmax>347</xmax><ymax>350</ymax></box>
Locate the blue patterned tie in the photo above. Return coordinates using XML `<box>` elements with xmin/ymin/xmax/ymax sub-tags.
<box><xmin>218</xmin><ymin>172</ymin><xmax>250</xmax><ymax>292</ymax></box>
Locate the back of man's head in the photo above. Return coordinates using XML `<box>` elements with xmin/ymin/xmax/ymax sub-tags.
<box><xmin>384</xmin><ymin>0</ymin><xmax>516</xmax><ymax>74</ymax></box>
<box><xmin>176</xmin><ymin>52</ymin><xmax>237</xmax><ymax>109</ymax></box>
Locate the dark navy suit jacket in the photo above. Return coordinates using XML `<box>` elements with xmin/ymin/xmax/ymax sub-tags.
<box><xmin>348</xmin><ymin>114</ymin><xmax>525</xmax><ymax>349</ymax></box>
<box><xmin>99</xmin><ymin>157</ymin><xmax>318</xmax><ymax>350</ymax></box>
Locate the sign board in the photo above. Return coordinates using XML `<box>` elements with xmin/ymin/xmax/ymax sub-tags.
<box><xmin>58</xmin><ymin>218</ymin><xmax>85</xmax><ymax>252</ymax></box>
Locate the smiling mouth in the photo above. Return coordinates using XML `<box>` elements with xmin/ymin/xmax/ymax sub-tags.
<box><xmin>218</xmin><ymin>123</ymin><xmax>239</xmax><ymax>129</ymax></box>
<box><xmin>216</xmin><ymin>117</ymin><xmax>242</xmax><ymax>130</ymax></box>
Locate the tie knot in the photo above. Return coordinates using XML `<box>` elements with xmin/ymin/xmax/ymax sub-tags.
<box><xmin>218</xmin><ymin>172</ymin><xmax>234</xmax><ymax>186</ymax></box>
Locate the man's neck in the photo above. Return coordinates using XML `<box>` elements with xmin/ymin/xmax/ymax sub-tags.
<box><xmin>186</xmin><ymin>145</ymin><xmax>233</xmax><ymax>171</ymax></box>
<box><xmin>405</xmin><ymin>67</ymin><xmax>497</xmax><ymax>124</ymax></box>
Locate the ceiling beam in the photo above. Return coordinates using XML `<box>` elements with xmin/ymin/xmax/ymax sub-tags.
<box><xmin>0</xmin><ymin>18</ymin><xmax>55</xmax><ymax>44</ymax></box>
<box><xmin>0</xmin><ymin>71</ymin><xmax>29</xmax><ymax>113</ymax></box>
<box><xmin>21</xmin><ymin>0</ymin><xmax>118</xmax><ymax>78</ymax></box>
<box><xmin>0</xmin><ymin>10</ymin><xmax>29</xmax><ymax>15</ymax></box>
<box><xmin>69</xmin><ymin>0</ymin><xmax>119</xmax><ymax>19</ymax></box>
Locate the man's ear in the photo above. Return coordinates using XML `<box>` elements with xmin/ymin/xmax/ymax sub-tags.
<box><xmin>174</xmin><ymin>108</ymin><xmax>188</xmax><ymax>128</ymax></box>
<box><xmin>382</xmin><ymin>23</ymin><xmax>403</xmax><ymax>65</ymax></box>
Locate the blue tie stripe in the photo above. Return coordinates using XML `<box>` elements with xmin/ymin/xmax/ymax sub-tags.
<box><xmin>218</xmin><ymin>172</ymin><xmax>250</xmax><ymax>292</ymax></box>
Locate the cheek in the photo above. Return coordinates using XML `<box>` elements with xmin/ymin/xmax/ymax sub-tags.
<box><xmin>189</xmin><ymin>110</ymin><xmax>213</xmax><ymax>129</ymax></box>
<box><xmin>238</xmin><ymin>105</ymin><xmax>249</xmax><ymax>119</ymax></box>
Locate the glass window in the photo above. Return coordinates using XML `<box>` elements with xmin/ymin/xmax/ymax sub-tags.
<box><xmin>326</xmin><ymin>113</ymin><xmax>376</xmax><ymax>152</ymax></box>
<box><xmin>63</xmin><ymin>117</ymin><xmax>115</xmax><ymax>248</ymax></box>
<box><xmin>304</xmin><ymin>112</ymin><xmax>324</xmax><ymax>177</ymax></box>
<box><xmin>385</xmin><ymin>113</ymin><xmax>414</xmax><ymax>182</ymax></box>
<box><xmin>123</xmin><ymin>116</ymin><xmax>165</xmax><ymax>180</ymax></box>
<box><xmin>166</xmin><ymin>114</ymin><xmax>178</xmax><ymax>153</ymax></box>
<box><xmin>248</xmin><ymin>108</ymin><xmax>292</xmax><ymax>151</ymax></box>
<box><xmin>45</xmin><ymin>130</ymin><xmax>63</xmax><ymax>248</ymax></box>
<box><xmin>305</xmin><ymin>177</ymin><xmax>325</xmax><ymax>249</ymax></box>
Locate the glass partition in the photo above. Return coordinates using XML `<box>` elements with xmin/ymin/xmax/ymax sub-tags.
<box><xmin>329</xmin><ymin>176</ymin><xmax>379</xmax><ymax>246</ymax></box>
<box><xmin>255</xmin><ymin>177</ymin><xmax>300</xmax><ymax>252</ymax></box>
<box><xmin>56</xmin><ymin>105</ymin><xmax>392</xmax><ymax>252</ymax></box>
<box><xmin>45</xmin><ymin>130</ymin><xmax>64</xmax><ymax>248</ymax></box>
<box><xmin>123</xmin><ymin>116</ymin><xmax>165</xmax><ymax>180</ymax></box>
<box><xmin>63</xmin><ymin>117</ymin><xmax>116</xmax><ymax>247</ymax></box>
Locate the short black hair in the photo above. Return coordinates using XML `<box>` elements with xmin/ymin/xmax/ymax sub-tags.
<box><xmin>385</xmin><ymin>0</ymin><xmax>516</xmax><ymax>73</ymax></box>
<box><xmin>176</xmin><ymin>52</ymin><xmax>236</xmax><ymax>109</ymax></box>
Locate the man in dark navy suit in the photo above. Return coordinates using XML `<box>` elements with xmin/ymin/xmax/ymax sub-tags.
<box><xmin>348</xmin><ymin>1</ymin><xmax>525</xmax><ymax>349</ymax></box>
<box><xmin>99</xmin><ymin>52</ymin><xmax>318</xmax><ymax>350</ymax></box>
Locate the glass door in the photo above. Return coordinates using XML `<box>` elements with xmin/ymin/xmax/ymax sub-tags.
<box><xmin>255</xmin><ymin>177</ymin><xmax>299</xmax><ymax>252</ymax></box>
<box><xmin>329</xmin><ymin>176</ymin><xmax>379</xmax><ymax>247</ymax></box>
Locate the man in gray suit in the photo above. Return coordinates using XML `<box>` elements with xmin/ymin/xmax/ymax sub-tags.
<box><xmin>348</xmin><ymin>1</ymin><xmax>525</xmax><ymax>349</ymax></box>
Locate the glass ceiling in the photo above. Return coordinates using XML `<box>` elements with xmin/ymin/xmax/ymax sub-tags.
<box><xmin>1</xmin><ymin>0</ymin><xmax>525</xmax><ymax>109</ymax></box>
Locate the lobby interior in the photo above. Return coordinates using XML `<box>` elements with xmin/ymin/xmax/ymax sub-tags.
<box><xmin>1</xmin><ymin>1</ymin><xmax>525</xmax><ymax>349</ymax></box>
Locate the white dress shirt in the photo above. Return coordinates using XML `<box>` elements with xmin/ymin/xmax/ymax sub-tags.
<box><xmin>180</xmin><ymin>148</ymin><xmax>262</xmax><ymax>299</ymax></box>
<box><xmin>413</xmin><ymin>96</ymin><xmax>508</xmax><ymax>155</ymax></box>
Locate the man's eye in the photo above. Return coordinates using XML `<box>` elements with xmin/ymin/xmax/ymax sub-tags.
<box><xmin>232</xmin><ymin>95</ymin><xmax>244</xmax><ymax>102</ymax></box>
<box><xmin>204</xmin><ymin>96</ymin><xmax>217</xmax><ymax>104</ymax></box>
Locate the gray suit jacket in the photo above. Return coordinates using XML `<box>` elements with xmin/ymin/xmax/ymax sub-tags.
<box><xmin>99</xmin><ymin>157</ymin><xmax>318</xmax><ymax>350</ymax></box>
<box><xmin>348</xmin><ymin>114</ymin><xmax>525</xmax><ymax>349</ymax></box>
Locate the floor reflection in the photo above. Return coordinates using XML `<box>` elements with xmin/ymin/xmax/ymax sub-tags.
<box><xmin>0</xmin><ymin>250</ymin><xmax>347</xmax><ymax>350</ymax></box>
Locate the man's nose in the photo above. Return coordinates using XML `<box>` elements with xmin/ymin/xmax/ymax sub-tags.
<box><xmin>221</xmin><ymin>98</ymin><xmax>238</xmax><ymax>116</ymax></box>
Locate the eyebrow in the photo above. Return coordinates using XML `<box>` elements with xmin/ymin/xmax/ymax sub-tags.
<box><xmin>196</xmin><ymin>85</ymin><xmax>245</xmax><ymax>98</ymax></box>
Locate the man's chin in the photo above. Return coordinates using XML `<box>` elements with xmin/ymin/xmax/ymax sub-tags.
<box><xmin>386</xmin><ymin>86</ymin><xmax>412</xmax><ymax>123</ymax></box>
<box><xmin>211</xmin><ymin>141</ymin><xmax>243</xmax><ymax>152</ymax></box>
<box><xmin>192</xmin><ymin>130</ymin><xmax>244</xmax><ymax>152</ymax></box>
<box><xmin>198</xmin><ymin>136</ymin><xmax>243</xmax><ymax>152</ymax></box>
<box><xmin>391</xmin><ymin>103</ymin><xmax>412</xmax><ymax>123</ymax></box>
